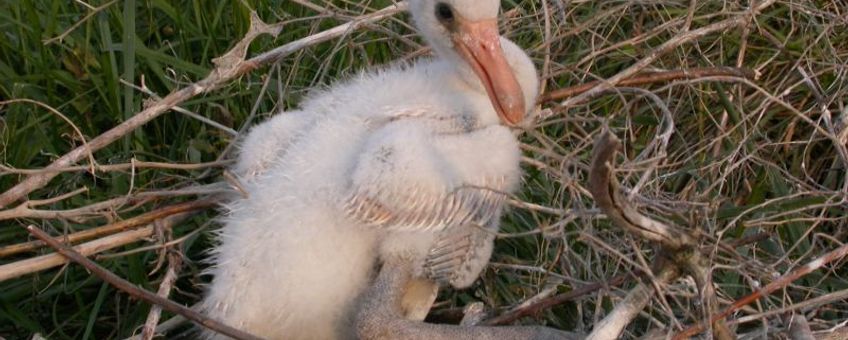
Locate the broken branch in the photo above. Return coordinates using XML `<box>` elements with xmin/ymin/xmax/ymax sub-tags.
<box><xmin>589</xmin><ymin>130</ymin><xmax>697</xmax><ymax>250</ymax></box>
<box><xmin>587</xmin><ymin>129</ymin><xmax>733</xmax><ymax>339</ymax></box>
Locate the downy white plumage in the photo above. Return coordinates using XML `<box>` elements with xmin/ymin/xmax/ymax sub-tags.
<box><xmin>201</xmin><ymin>0</ymin><xmax>539</xmax><ymax>338</ymax></box>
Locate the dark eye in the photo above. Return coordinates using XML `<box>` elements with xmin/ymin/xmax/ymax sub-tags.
<box><xmin>435</xmin><ymin>3</ymin><xmax>454</xmax><ymax>22</ymax></box>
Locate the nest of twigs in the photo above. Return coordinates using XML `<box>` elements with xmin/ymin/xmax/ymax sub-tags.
<box><xmin>1</xmin><ymin>0</ymin><xmax>846</xmax><ymax>339</ymax></box>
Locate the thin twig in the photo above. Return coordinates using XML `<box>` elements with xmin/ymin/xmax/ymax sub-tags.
<box><xmin>558</xmin><ymin>0</ymin><xmax>776</xmax><ymax>107</ymax></box>
<box><xmin>0</xmin><ymin>99</ymin><xmax>97</xmax><ymax>173</ymax></box>
<box><xmin>0</xmin><ymin>198</ymin><xmax>219</xmax><ymax>257</ymax></box>
<box><xmin>248</xmin><ymin>2</ymin><xmax>407</xmax><ymax>67</ymax></box>
<box><xmin>673</xmin><ymin>243</ymin><xmax>848</xmax><ymax>339</ymax></box>
<box><xmin>141</xmin><ymin>247</ymin><xmax>182</xmax><ymax>340</ymax></box>
<box><xmin>484</xmin><ymin>271</ymin><xmax>635</xmax><ymax>325</ymax></box>
<box><xmin>484</xmin><ymin>231</ymin><xmax>774</xmax><ymax>326</ymax></box>
<box><xmin>729</xmin><ymin>288</ymin><xmax>848</xmax><ymax>326</ymax></box>
<box><xmin>539</xmin><ymin>67</ymin><xmax>755</xmax><ymax>103</ymax></box>
<box><xmin>43</xmin><ymin>0</ymin><xmax>118</xmax><ymax>45</ymax></box>
<box><xmin>0</xmin><ymin>185</ymin><xmax>226</xmax><ymax>222</ymax></box>
<box><xmin>26</xmin><ymin>225</ymin><xmax>262</xmax><ymax>340</ymax></box>
<box><xmin>0</xmin><ymin>212</ymin><xmax>193</xmax><ymax>282</ymax></box>
<box><xmin>118</xmin><ymin>78</ymin><xmax>238</xmax><ymax>136</ymax></box>
<box><xmin>0</xmin><ymin>3</ymin><xmax>407</xmax><ymax>208</ymax></box>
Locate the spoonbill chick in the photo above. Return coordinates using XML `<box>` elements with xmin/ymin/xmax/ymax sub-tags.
<box><xmin>201</xmin><ymin>0</ymin><xmax>542</xmax><ymax>338</ymax></box>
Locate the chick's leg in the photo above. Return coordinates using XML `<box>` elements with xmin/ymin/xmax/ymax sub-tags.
<box><xmin>400</xmin><ymin>278</ymin><xmax>438</xmax><ymax>321</ymax></box>
<box><xmin>355</xmin><ymin>259</ymin><xmax>581</xmax><ymax>340</ymax></box>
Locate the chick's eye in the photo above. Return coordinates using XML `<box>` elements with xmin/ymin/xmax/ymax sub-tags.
<box><xmin>435</xmin><ymin>3</ymin><xmax>454</xmax><ymax>22</ymax></box>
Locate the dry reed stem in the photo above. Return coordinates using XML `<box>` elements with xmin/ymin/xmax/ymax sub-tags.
<box><xmin>0</xmin><ymin>211</ymin><xmax>194</xmax><ymax>282</ymax></box>
<box><xmin>0</xmin><ymin>198</ymin><xmax>219</xmax><ymax>257</ymax></box>
<box><xmin>0</xmin><ymin>159</ymin><xmax>233</xmax><ymax>176</ymax></box>
<box><xmin>0</xmin><ymin>183</ymin><xmax>229</xmax><ymax>221</ymax></box>
<box><xmin>729</xmin><ymin>288</ymin><xmax>848</xmax><ymax>326</ymax></box>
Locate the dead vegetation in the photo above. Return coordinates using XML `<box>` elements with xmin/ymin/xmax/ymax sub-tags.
<box><xmin>0</xmin><ymin>0</ymin><xmax>846</xmax><ymax>339</ymax></box>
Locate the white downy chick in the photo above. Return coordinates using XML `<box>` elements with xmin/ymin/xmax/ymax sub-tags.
<box><xmin>202</xmin><ymin>0</ymin><xmax>539</xmax><ymax>338</ymax></box>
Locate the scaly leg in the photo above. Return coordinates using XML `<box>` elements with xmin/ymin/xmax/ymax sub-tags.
<box><xmin>355</xmin><ymin>258</ymin><xmax>582</xmax><ymax>340</ymax></box>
